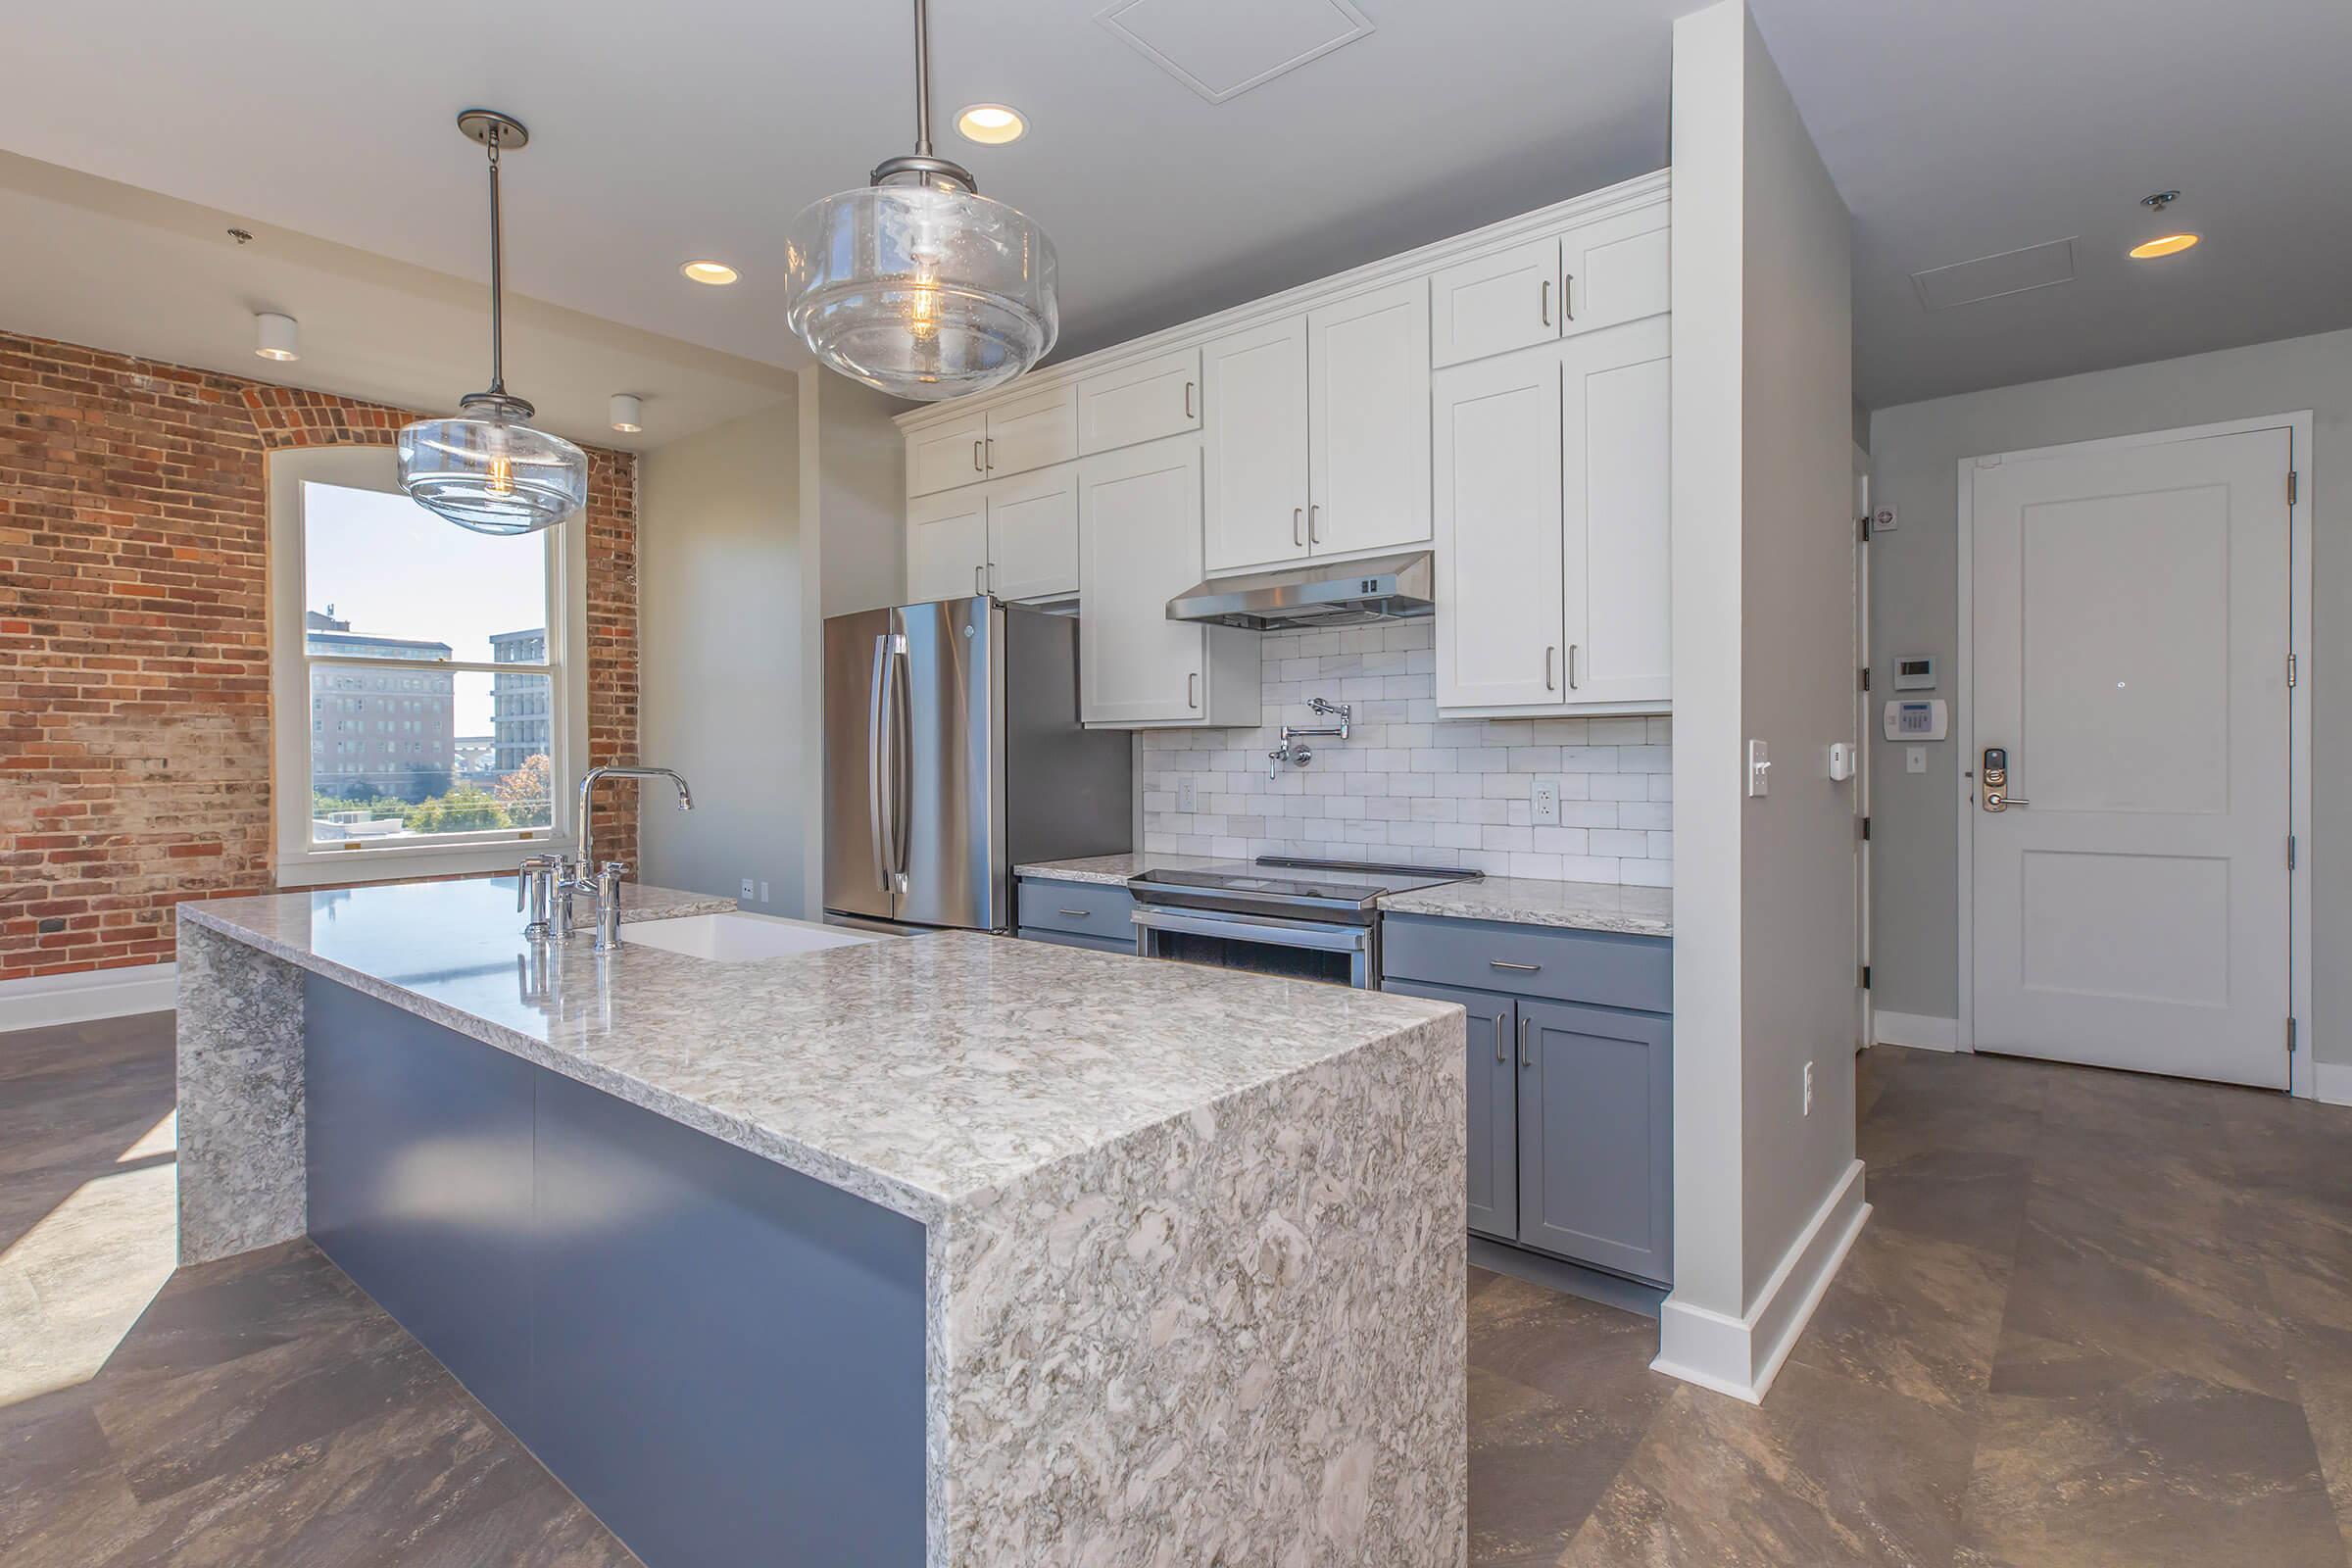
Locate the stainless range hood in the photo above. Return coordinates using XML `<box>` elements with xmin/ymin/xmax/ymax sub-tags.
<box><xmin>1165</xmin><ymin>551</ymin><xmax>1435</xmax><ymax>631</ymax></box>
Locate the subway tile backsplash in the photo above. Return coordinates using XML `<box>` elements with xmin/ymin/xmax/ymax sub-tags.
<box><xmin>1133</xmin><ymin>619</ymin><xmax>1671</xmax><ymax>885</ymax></box>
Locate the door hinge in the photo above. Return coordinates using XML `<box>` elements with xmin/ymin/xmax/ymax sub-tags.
<box><xmin>1860</xmin><ymin>964</ymin><xmax>1872</xmax><ymax>990</ymax></box>
<box><xmin>2288</xmin><ymin>653</ymin><xmax>2298</xmax><ymax>688</ymax></box>
<box><xmin>1859</xmin><ymin>665</ymin><xmax>1872</xmax><ymax>692</ymax></box>
<box><xmin>2288</xmin><ymin>470</ymin><xmax>2299</xmax><ymax>506</ymax></box>
<box><xmin>2288</xmin><ymin>1016</ymin><xmax>2299</xmax><ymax>1055</ymax></box>
<box><xmin>2290</xmin><ymin>834</ymin><xmax>2299</xmax><ymax>870</ymax></box>
<box><xmin>1860</xmin><ymin>814</ymin><xmax>1872</xmax><ymax>841</ymax></box>
<box><xmin>1858</xmin><ymin>514</ymin><xmax>1872</xmax><ymax>542</ymax></box>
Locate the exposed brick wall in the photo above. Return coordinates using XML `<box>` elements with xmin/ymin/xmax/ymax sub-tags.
<box><xmin>0</xmin><ymin>330</ymin><xmax>640</xmax><ymax>982</ymax></box>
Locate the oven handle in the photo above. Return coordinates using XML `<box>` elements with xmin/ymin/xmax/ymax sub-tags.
<box><xmin>1129</xmin><ymin>904</ymin><xmax>1373</xmax><ymax>955</ymax></box>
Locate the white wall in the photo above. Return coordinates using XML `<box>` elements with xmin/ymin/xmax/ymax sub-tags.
<box><xmin>1663</xmin><ymin>0</ymin><xmax>1862</xmax><ymax>1398</ymax></box>
<box><xmin>1867</xmin><ymin>327</ymin><xmax>2350</xmax><ymax>1064</ymax></box>
<box><xmin>638</xmin><ymin>400</ymin><xmax>803</xmax><ymax>909</ymax></box>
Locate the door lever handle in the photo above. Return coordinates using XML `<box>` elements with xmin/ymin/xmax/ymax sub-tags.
<box><xmin>1985</xmin><ymin>794</ymin><xmax>2030</xmax><ymax>809</ymax></box>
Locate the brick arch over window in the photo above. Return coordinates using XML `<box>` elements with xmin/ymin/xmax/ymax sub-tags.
<box><xmin>0</xmin><ymin>331</ymin><xmax>640</xmax><ymax>983</ymax></box>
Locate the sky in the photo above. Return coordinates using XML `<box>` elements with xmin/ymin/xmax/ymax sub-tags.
<box><xmin>304</xmin><ymin>481</ymin><xmax>548</xmax><ymax>734</ymax></box>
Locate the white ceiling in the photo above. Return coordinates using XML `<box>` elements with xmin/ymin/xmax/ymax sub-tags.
<box><xmin>1753</xmin><ymin>0</ymin><xmax>2352</xmax><ymax>409</ymax></box>
<box><xmin>4</xmin><ymin>1</ymin><xmax>2345</xmax><ymax>422</ymax></box>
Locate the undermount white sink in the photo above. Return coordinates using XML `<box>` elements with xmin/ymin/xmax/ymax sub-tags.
<box><xmin>622</xmin><ymin>910</ymin><xmax>881</xmax><ymax>962</ymax></box>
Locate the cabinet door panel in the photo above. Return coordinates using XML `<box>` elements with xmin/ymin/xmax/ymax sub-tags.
<box><xmin>1078</xmin><ymin>438</ymin><xmax>1207</xmax><ymax>724</ymax></box>
<box><xmin>1431</xmin><ymin>237</ymin><xmax>1557</xmax><ymax>368</ymax></box>
<box><xmin>986</xmin><ymin>466</ymin><xmax>1079</xmax><ymax>602</ymax></box>
<box><xmin>983</xmin><ymin>384</ymin><xmax>1078</xmax><ymax>478</ymax></box>
<box><xmin>1558</xmin><ymin>209</ymin><xmax>1671</xmax><ymax>340</ymax></box>
<box><xmin>1202</xmin><ymin>316</ymin><xmax>1310</xmax><ymax>573</ymax></box>
<box><xmin>906</xmin><ymin>412</ymin><xmax>990</xmax><ymax>497</ymax></box>
<box><xmin>1385</xmin><ymin>979</ymin><xmax>1517</xmax><ymax>1241</ymax></box>
<box><xmin>1434</xmin><ymin>351</ymin><xmax>1563</xmax><ymax>710</ymax></box>
<box><xmin>1561</xmin><ymin>319</ymin><xmax>1672</xmax><ymax>706</ymax></box>
<box><xmin>1308</xmin><ymin>278</ymin><xmax>1431</xmax><ymax>559</ymax></box>
<box><xmin>1077</xmin><ymin>349</ymin><xmax>1201</xmax><ymax>455</ymax></box>
<box><xmin>1515</xmin><ymin>1000</ymin><xmax>1671</xmax><ymax>1284</ymax></box>
<box><xmin>906</xmin><ymin>488</ymin><xmax>989</xmax><ymax>603</ymax></box>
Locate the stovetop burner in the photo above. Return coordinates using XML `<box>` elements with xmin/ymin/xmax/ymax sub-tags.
<box><xmin>1129</xmin><ymin>857</ymin><xmax>1482</xmax><ymax>916</ymax></box>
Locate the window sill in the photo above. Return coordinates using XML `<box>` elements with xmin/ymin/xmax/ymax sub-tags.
<box><xmin>273</xmin><ymin>836</ymin><xmax>570</xmax><ymax>890</ymax></box>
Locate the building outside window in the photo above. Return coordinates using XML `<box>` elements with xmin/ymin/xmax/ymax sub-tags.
<box><xmin>267</xmin><ymin>447</ymin><xmax>588</xmax><ymax>886</ymax></box>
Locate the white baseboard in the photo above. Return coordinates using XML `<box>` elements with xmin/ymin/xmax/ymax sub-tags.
<box><xmin>1651</xmin><ymin>1159</ymin><xmax>1870</xmax><ymax>1403</ymax></box>
<box><xmin>2317</xmin><ymin>1062</ymin><xmax>2352</xmax><ymax>1108</ymax></box>
<box><xmin>1873</xmin><ymin>1010</ymin><xmax>1960</xmax><ymax>1052</ymax></box>
<box><xmin>0</xmin><ymin>962</ymin><xmax>177</xmax><ymax>1033</ymax></box>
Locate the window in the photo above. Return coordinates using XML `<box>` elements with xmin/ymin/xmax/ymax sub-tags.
<box><xmin>268</xmin><ymin>447</ymin><xmax>588</xmax><ymax>886</ymax></box>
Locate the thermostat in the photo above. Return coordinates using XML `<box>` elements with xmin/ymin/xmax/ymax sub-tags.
<box><xmin>1891</xmin><ymin>654</ymin><xmax>1937</xmax><ymax>691</ymax></box>
<box><xmin>1883</xmin><ymin>699</ymin><xmax>1948</xmax><ymax>742</ymax></box>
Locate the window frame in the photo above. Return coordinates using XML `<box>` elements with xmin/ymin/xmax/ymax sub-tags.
<box><xmin>266</xmin><ymin>446</ymin><xmax>591</xmax><ymax>887</ymax></box>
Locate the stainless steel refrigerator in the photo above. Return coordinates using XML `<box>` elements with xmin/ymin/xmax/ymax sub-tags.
<box><xmin>824</xmin><ymin>596</ymin><xmax>1132</xmax><ymax>932</ymax></box>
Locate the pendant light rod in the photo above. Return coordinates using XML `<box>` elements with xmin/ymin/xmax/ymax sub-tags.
<box><xmin>454</xmin><ymin>109</ymin><xmax>533</xmax><ymax>417</ymax></box>
<box><xmin>485</xmin><ymin>129</ymin><xmax>507</xmax><ymax>396</ymax></box>
<box><xmin>911</xmin><ymin>0</ymin><xmax>934</xmax><ymax>157</ymax></box>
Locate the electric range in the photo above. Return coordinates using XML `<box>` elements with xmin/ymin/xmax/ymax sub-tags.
<box><xmin>1126</xmin><ymin>857</ymin><xmax>1482</xmax><ymax>988</ymax></box>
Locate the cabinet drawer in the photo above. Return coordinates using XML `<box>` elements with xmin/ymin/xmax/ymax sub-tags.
<box><xmin>1077</xmin><ymin>349</ymin><xmax>1201</xmax><ymax>455</ymax></box>
<box><xmin>1383</xmin><ymin>914</ymin><xmax>1669</xmax><ymax>1013</ymax></box>
<box><xmin>1016</xmin><ymin>877</ymin><xmax>1136</xmax><ymax>939</ymax></box>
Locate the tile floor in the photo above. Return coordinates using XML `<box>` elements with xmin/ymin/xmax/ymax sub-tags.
<box><xmin>4</xmin><ymin>1013</ymin><xmax>2348</xmax><ymax>1565</ymax></box>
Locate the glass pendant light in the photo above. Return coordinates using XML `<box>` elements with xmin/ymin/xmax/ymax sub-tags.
<box><xmin>398</xmin><ymin>111</ymin><xmax>588</xmax><ymax>536</ymax></box>
<box><xmin>781</xmin><ymin>0</ymin><xmax>1058</xmax><ymax>402</ymax></box>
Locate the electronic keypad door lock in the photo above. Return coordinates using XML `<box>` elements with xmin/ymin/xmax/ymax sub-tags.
<box><xmin>1982</xmin><ymin>747</ymin><xmax>2029</xmax><ymax>811</ymax></box>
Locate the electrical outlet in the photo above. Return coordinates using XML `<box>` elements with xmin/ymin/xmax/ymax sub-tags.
<box><xmin>1177</xmin><ymin>776</ymin><xmax>1199</xmax><ymax>813</ymax></box>
<box><xmin>1905</xmin><ymin>746</ymin><xmax>1927</xmax><ymax>774</ymax></box>
<box><xmin>740</xmin><ymin>877</ymin><xmax>756</xmax><ymax>903</ymax></box>
<box><xmin>1531</xmin><ymin>776</ymin><xmax>1561</xmax><ymax>826</ymax></box>
<box><xmin>1802</xmin><ymin>1060</ymin><xmax>1814</xmax><ymax>1116</ymax></box>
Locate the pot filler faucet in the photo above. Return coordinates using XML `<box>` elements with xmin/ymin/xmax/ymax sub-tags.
<box><xmin>1268</xmin><ymin>697</ymin><xmax>1350</xmax><ymax>778</ymax></box>
<box><xmin>525</xmin><ymin>765</ymin><xmax>695</xmax><ymax>950</ymax></box>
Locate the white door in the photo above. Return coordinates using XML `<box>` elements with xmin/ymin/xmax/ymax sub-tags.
<box><xmin>1201</xmin><ymin>316</ymin><xmax>1309</xmax><ymax>573</ymax></box>
<box><xmin>906</xmin><ymin>487</ymin><xmax>989</xmax><ymax>602</ymax></box>
<box><xmin>1970</xmin><ymin>426</ymin><xmax>2292</xmax><ymax>1087</ymax></box>
<box><xmin>1434</xmin><ymin>349</ymin><xmax>1563</xmax><ymax>710</ymax></box>
<box><xmin>1430</xmin><ymin>236</ymin><xmax>1557</xmax><ymax>368</ymax></box>
<box><xmin>1308</xmin><ymin>277</ymin><xmax>1431</xmax><ymax>560</ymax></box>
<box><xmin>985</xmin><ymin>466</ymin><xmax>1078</xmax><ymax>602</ymax></box>
<box><xmin>1558</xmin><ymin>318</ymin><xmax>1671</xmax><ymax>707</ymax></box>
<box><xmin>1079</xmin><ymin>437</ymin><xmax>1206</xmax><ymax>725</ymax></box>
<box><xmin>906</xmin><ymin>411</ymin><xmax>989</xmax><ymax>497</ymax></box>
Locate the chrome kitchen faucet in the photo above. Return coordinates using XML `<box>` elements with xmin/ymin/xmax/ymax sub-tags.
<box><xmin>542</xmin><ymin>765</ymin><xmax>695</xmax><ymax>950</ymax></box>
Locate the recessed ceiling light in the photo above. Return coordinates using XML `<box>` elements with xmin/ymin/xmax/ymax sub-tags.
<box><xmin>955</xmin><ymin>103</ymin><xmax>1026</xmax><ymax>145</ymax></box>
<box><xmin>609</xmin><ymin>393</ymin><xmax>645</xmax><ymax>434</ymax></box>
<box><xmin>2129</xmin><ymin>233</ymin><xmax>2200</xmax><ymax>261</ymax></box>
<box><xmin>679</xmin><ymin>260</ymin><xmax>740</xmax><ymax>285</ymax></box>
<box><xmin>254</xmin><ymin>312</ymin><xmax>300</xmax><ymax>362</ymax></box>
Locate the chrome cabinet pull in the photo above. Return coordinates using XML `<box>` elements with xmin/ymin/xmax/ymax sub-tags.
<box><xmin>1541</xmin><ymin>277</ymin><xmax>1550</xmax><ymax>327</ymax></box>
<box><xmin>973</xmin><ymin>438</ymin><xmax>984</xmax><ymax>472</ymax></box>
<box><xmin>1568</xmin><ymin>644</ymin><xmax>1579</xmax><ymax>690</ymax></box>
<box><xmin>1308</xmin><ymin>504</ymin><xmax>1321</xmax><ymax>544</ymax></box>
<box><xmin>985</xmin><ymin>436</ymin><xmax>996</xmax><ymax>470</ymax></box>
<box><xmin>975</xmin><ymin>564</ymin><xmax>987</xmax><ymax>595</ymax></box>
<box><xmin>1544</xmin><ymin>646</ymin><xmax>1557</xmax><ymax>691</ymax></box>
<box><xmin>1494</xmin><ymin>1013</ymin><xmax>1506</xmax><ymax>1064</ymax></box>
<box><xmin>1490</xmin><ymin>958</ymin><xmax>1541</xmax><ymax>972</ymax></box>
<box><xmin>1294</xmin><ymin>506</ymin><xmax>1305</xmax><ymax>547</ymax></box>
<box><xmin>1562</xmin><ymin>271</ymin><xmax>1575</xmax><ymax>321</ymax></box>
<box><xmin>1188</xmin><ymin>671</ymin><xmax>1200</xmax><ymax>710</ymax></box>
<box><xmin>1057</xmin><ymin>908</ymin><xmax>1091</xmax><ymax>919</ymax></box>
<box><xmin>1184</xmin><ymin>381</ymin><xmax>1195</xmax><ymax>419</ymax></box>
<box><xmin>1519</xmin><ymin>1015</ymin><xmax>1532</xmax><ymax>1068</ymax></box>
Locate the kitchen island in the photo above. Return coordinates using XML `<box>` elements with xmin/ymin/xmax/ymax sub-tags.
<box><xmin>176</xmin><ymin>878</ymin><xmax>1467</xmax><ymax>1566</ymax></box>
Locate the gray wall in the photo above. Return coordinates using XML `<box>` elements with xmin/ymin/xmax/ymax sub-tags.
<box><xmin>638</xmin><ymin>400</ymin><xmax>803</xmax><ymax>909</ymax></box>
<box><xmin>1866</xmin><ymin>327</ymin><xmax>2347</xmax><ymax>1063</ymax></box>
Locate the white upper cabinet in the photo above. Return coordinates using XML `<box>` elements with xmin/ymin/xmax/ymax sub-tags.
<box><xmin>1431</xmin><ymin>205</ymin><xmax>1671</xmax><ymax>369</ymax></box>
<box><xmin>906</xmin><ymin>486</ymin><xmax>990</xmax><ymax>602</ymax></box>
<box><xmin>906</xmin><ymin>411</ymin><xmax>990</xmax><ymax>498</ymax></box>
<box><xmin>1077</xmin><ymin>349</ymin><xmax>1200</xmax><ymax>456</ymax></box>
<box><xmin>985</xmin><ymin>466</ymin><xmax>1080</xmax><ymax>602</ymax></box>
<box><xmin>1560</xmin><ymin>318</ymin><xmax>1672</xmax><ymax>707</ymax></box>
<box><xmin>1433</xmin><ymin>350</ymin><xmax>1565</xmax><ymax>710</ymax></box>
<box><xmin>1431</xmin><ymin>236</ymin><xmax>1560</xmax><ymax>369</ymax></box>
<box><xmin>1307</xmin><ymin>277</ymin><xmax>1431</xmax><ymax>560</ymax></box>
<box><xmin>1201</xmin><ymin>316</ymin><xmax>1310</xmax><ymax>574</ymax></box>
<box><xmin>1077</xmin><ymin>436</ymin><xmax>1257</xmax><ymax>727</ymax></box>
<box><xmin>981</xmin><ymin>383</ymin><xmax>1078</xmax><ymax>479</ymax></box>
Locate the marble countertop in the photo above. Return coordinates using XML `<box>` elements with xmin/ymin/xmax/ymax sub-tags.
<box><xmin>180</xmin><ymin>877</ymin><xmax>1454</xmax><ymax>1226</ymax></box>
<box><xmin>1016</xmin><ymin>857</ymin><xmax>1672</xmax><ymax>936</ymax></box>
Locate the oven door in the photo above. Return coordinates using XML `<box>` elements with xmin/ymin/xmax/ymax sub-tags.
<box><xmin>1129</xmin><ymin>904</ymin><xmax>1376</xmax><ymax>988</ymax></box>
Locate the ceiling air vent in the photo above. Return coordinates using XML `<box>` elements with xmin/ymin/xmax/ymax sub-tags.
<box><xmin>1910</xmin><ymin>237</ymin><xmax>2077</xmax><ymax>311</ymax></box>
<box><xmin>1096</xmin><ymin>0</ymin><xmax>1375</xmax><ymax>105</ymax></box>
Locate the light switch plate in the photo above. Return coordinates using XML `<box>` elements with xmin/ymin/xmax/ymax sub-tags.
<box><xmin>1531</xmin><ymin>775</ymin><xmax>1561</xmax><ymax>826</ymax></box>
<box><xmin>1747</xmin><ymin>739</ymin><xmax>1772</xmax><ymax>798</ymax></box>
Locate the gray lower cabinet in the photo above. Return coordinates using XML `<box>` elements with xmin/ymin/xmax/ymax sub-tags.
<box><xmin>1384</xmin><ymin>913</ymin><xmax>1671</xmax><ymax>1287</ymax></box>
<box><xmin>1386</xmin><ymin>980</ymin><xmax>1517</xmax><ymax>1241</ymax></box>
<box><xmin>1014</xmin><ymin>876</ymin><xmax>1136</xmax><ymax>949</ymax></box>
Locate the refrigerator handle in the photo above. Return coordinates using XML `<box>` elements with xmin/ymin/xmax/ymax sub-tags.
<box><xmin>888</xmin><ymin>640</ymin><xmax>912</xmax><ymax>878</ymax></box>
<box><xmin>867</xmin><ymin>634</ymin><xmax>894</xmax><ymax>893</ymax></box>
